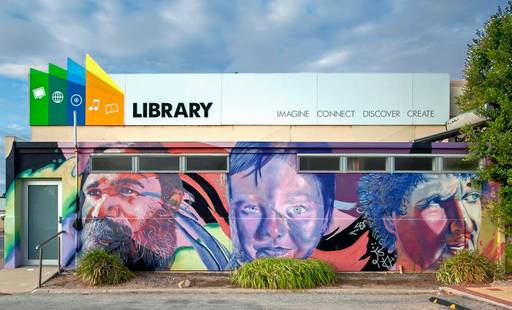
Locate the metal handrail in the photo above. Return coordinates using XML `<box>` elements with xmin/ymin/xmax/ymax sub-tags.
<box><xmin>35</xmin><ymin>230</ymin><xmax>66</xmax><ymax>288</ymax></box>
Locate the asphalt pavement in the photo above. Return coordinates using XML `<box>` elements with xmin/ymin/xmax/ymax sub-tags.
<box><xmin>0</xmin><ymin>292</ymin><xmax>505</xmax><ymax>310</ymax></box>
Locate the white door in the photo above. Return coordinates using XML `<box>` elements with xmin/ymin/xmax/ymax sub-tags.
<box><xmin>23</xmin><ymin>180</ymin><xmax>62</xmax><ymax>265</ymax></box>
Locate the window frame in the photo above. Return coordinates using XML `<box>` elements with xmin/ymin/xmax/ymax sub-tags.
<box><xmin>390</xmin><ymin>154</ymin><xmax>438</xmax><ymax>173</ymax></box>
<box><xmin>297</xmin><ymin>154</ymin><xmax>343</xmax><ymax>173</ymax></box>
<box><xmin>183</xmin><ymin>154</ymin><xmax>229</xmax><ymax>173</ymax></box>
<box><xmin>89</xmin><ymin>153</ymin><xmax>135</xmax><ymax>173</ymax></box>
<box><xmin>345</xmin><ymin>155</ymin><xmax>390</xmax><ymax>173</ymax></box>
<box><xmin>441</xmin><ymin>155</ymin><xmax>481</xmax><ymax>173</ymax></box>
<box><xmin>136</xmin><ymin>154</ymin><xmax>181</xmax><ymax>173</ymax></box>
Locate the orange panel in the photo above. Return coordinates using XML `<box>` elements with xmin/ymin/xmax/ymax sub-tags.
<box><xmin>85</xmin><ymin>72</ymin><xmax>124</xmax><ymax>125</ymax></box>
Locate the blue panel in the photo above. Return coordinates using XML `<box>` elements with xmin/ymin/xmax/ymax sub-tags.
<box><xmin>66</xmin><ymin>58</ymin><xmax>85</xmax><ymax>125</ymax></box>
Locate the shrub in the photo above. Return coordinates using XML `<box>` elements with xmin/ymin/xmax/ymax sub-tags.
<box><xmin>76</xmin><ymin>249</ymin><xmax>134</xmax><ymax>286</ymax></box>
<box><xmin>506</xmin><ymin>243</ymin><xmax>512</xmax><ymax>274</ymax></box>
<box><xmin>436</xmin><ymin>250</ymin><xmax>502</xmax><ymax>285</ymax></box>
<box><xmin>231</xmin><ymin>258</ymin><xmax>335</xmax><ymax>289</ymax></box>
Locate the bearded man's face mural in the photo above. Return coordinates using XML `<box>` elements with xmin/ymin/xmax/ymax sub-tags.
<box><xmin>80</xmin><ymin>172</ymin><xmax>184</xmax><ymax>270</ymax></box>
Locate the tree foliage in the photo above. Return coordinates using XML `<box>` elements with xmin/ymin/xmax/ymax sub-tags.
<box><xmin>458</xmin><ymin>1</ymin><xmax>512</xmax><ymax>236</ymax></box>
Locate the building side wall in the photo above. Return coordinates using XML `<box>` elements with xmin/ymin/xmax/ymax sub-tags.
<box><xmin>32</xmin><ymin>125</ymin><xmax>447</xmax><ymax>142</ymax></box>
<box><xmin>3</xmin><ymin>142</ymin><xmax>505</xmax><ymax>272</ymax></box>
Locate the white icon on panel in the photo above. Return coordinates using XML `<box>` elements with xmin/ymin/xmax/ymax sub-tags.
<box><xmin>89</xmin><ymin>99</ymin><xmax>100</xmax><ymax>111</ymax></box>
<box><xmin>70</xmin><ymin>94</ymin><xmax>82</xmax><ymax>107</ymax></box>
<box><xmin>52</xmin><ymin>91</ymin><xmax>64</xmax><ymax>103</ymax></box>
<box><xmin>32</xmin><ymin>87</ymin><xmax>46</xmax><ymax>99</ymax></box>
<box><xmin>105</xmin><ymin>103</ymin><xmax>119</xmax><ymax>114</ymax></box>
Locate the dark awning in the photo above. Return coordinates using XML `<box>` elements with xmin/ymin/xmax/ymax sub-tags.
<box><xmin>412</xmin><ymin>120</ymin><xmax>487</xmax><ymax>143</ymax></box>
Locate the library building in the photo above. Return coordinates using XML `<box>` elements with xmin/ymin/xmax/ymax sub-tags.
<box><xmin>3</xmin><ymin>55</ymin><xmax>505</xmax><ymax>272</ymax></box>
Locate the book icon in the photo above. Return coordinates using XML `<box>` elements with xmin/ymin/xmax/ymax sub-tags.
<box><xmin>105</xmin><ymin>103</ymin><xmax>119</xmax><ymax>114</ymax></box>
<box><xmin>89</xmin><ymin>99</ymin><xmax>100</xmax><ymax>111</ymax></box>
<box><xmin>32</xmin><ymin>87</ymin><xmax>46</xmax><ymax>100</ymax></box>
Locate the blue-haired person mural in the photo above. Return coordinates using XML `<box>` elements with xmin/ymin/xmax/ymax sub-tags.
<box><xmin>359</xmin><ymin>173</ymin><xmax>482</xmax><ymax>270</ymax></box>
<box><xmin>227</xmin><ymin>142</ymin><xmax>335</xmax><ymax>263</ymax></box>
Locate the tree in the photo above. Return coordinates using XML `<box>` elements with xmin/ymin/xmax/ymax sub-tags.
<box><xmin>458</xmin><ymin>1</ymin><xmax>512</xmax><ymax>238</ymax></box>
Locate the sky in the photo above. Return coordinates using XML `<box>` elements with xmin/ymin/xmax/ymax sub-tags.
<box><xmin>0</xmin><ymin>0</ymin><xmax>508</xmax><ymax>193</ymax></box>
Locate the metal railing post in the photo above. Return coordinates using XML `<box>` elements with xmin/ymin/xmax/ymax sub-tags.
<box><xmin>57</xmin><ymin>235</ymin><xmax>61</xmax><ymax>275</ymax></box>
<box><xmin>35</xmin><ymin>230</ymin><xmax>66</xmax><ymax>289</ymax></box>
<box><xmin>38</xmin><ymin>248</ymin><xmax>43</xmax><ymax>288</ymax></box>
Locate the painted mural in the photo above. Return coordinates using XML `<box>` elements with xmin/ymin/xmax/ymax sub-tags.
<box><xmin>3</xmin><ymin>142</ymin><xmax>505</xmax><ymax>272</ymax></box>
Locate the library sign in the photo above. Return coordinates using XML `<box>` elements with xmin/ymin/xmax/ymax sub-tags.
<box><xmin>30</xmin><ymin>55</ymin><xmax>449</xmax><ymax>126</ymax></box>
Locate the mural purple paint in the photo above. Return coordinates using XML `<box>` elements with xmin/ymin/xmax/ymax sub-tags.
<box><xmin>80</xmin><ymin>172</ymin><xmax>181</xmax><ymax>270</ymax></box>
<box><xmin>3</xmin><ymin>141</ymin><xmax>505</xmax><ymax>272</ymax></box>
<box><xmin>227</xmin><ymin>143</ymin><xmax>335</xmax><ymax>264</ymax></box>
<box><xmin>359</xmin><ymin>173</ymin><xmax>482</xmax><ymax>270</ymax></box>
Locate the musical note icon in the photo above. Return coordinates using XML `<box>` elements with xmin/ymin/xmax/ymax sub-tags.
<box><xmin>89</xmin><ymin>99</ymin><xmax>100</xmax><ymax>111</ymax></box>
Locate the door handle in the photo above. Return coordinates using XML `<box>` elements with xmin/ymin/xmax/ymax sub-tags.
<box><xmin>58</xmin><ymin>216</ymin><xmax>63</xmax><ymax>224</ymax></box>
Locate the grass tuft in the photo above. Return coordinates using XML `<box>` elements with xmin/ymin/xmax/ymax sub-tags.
<box><xmin>435</xmin><ymin>250</ymin><xmax>503</xmax><ymax>285</ymax></box>
<box><xmin>231</xmin><ymin>258</ymin><xmax>335</xmax><ymax>289</ymax></box>
<box><xmin>76</xmin><ymin>249</ymin><xmax>134</xmax><ymax>286</ymax></box>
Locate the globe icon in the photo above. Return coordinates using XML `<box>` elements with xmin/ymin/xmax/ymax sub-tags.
<box><xmin>52</xmin><ymin>91</ymin><xmax>64</xmax><ymax>104</ymax></box>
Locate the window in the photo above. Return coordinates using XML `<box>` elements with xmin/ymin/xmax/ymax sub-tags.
<box><xmin>185</xmin><ymin>155</ymin><xmax>228</xmax><ymax>172</ymax></box>
<box><xmin>138</xmin><ymin>155</ymin><xmax>180</xmax><ymax>172</ymax></box>
<box><xmin>299</xmin><ymin>156</ymin><xmax>340</xmax><ymax>172</ymax></box>
<box><xmin>443</xmin><ymin>157</ymin><xmax>479</xmax><ymax>171</ymax></box>
<box><xmin>394</xmin><ymin>156</ymin><xmax>434</xmax><ymax>172</ymax></box>
<box><xmin>91</xmin><ymin>155</ymin><xmax>133</xmax><ymax>172</ymax></box>
<box><xmin>347</xmin><ymin>157</ymin><xmax>387</xmax><ymax>172</ymax></box>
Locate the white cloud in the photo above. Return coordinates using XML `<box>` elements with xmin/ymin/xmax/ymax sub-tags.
<box><xmin>266</xmin><ymin>0</ymin><xmax>306</xmax><ymax>25</ymax></box>
<box><xmin>351</xmin><ymin>22</ymin><xmax>377</xmax><ymax>36</ymax></box>
<box><xmin>0</xmin><ymin>63</ymin><xmax>46</xmax><ymax>79</ymax></box>
<box><xmin>160</xmin><ymin>0</ymin><xmax>209</xmax><ymax>34</ymax></box>
<box><xmin>306</xmin><ymin>50</ymin><xmax>352</xmax><ymax>71</ymax></box>
<box><xmin>6</xmin><ymin>124</ymin><xmax>24</xmax><ymax>131</ymax></box>
<box><xmin>0</xmin><ymin>0</ymin><xmax>506</xmax><ymax>77</ymax></box>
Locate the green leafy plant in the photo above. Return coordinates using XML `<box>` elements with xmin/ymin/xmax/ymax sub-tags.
<box><xmin>231</xmin><ymin>258</ymin><xmax>335</xmax><ymax>289</ymax></box>
<box><xmin>76</xmin><ymin>249</ymin><xmax>134</xmax><ymax>286</ymax></box>
<box><xmin>506</xmin><ymin>242</ymin><xmax>512</xmax><ymax>274</ymax></box>
<box><xmin>436</xmin><ymin>250</ymin><xmax>503</xmax><ymax>285</ymax></box>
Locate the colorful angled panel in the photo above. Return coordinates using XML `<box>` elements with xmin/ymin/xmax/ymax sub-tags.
<box><xmin>48</xmin><ymin>63</ymin><xmax>67</xmax><ymax>125</ymax></box>
<box><xmin>29</xmin><ymin>69</ymin><xmax>49</xmax><ymax>125</ymax></box>
<box><xmin>29</xmin><ymin>55</ymin><xmax>125</xmax><ymax>126</ymax></box>
<box><xmin>67</xmin><ymin>58</ymin><xmax>86</xmax><ymax>125</ymax></box>
<box><xmin>85</xmin><ymin>55</ymin><xmax>124</xmax><ymax>125</ymax></box>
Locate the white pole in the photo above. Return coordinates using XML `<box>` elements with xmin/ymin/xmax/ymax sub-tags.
<box><xmin>73</xmin><ymin>111</ymin><xmax>77</xmax><ymax>148</ymax></box>
<box><xmin>71</xmin><ymin>110</ymin><xmax>80</xmax><ymax>265</ymax></box>
<box><xmin>73</xmin><ymin>110</ymin><xmax>79</xmax><ymax>222</ymax></box>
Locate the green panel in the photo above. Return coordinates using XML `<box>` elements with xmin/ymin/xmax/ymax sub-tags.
<box><xmin>48</xmin><ymin>63</ymin><xmax>67</xmax><ymax>125</ymax></box>
<box><xmin>29</xmin><ymin>69</ymin><xmax>49</xmax><ymax>125</ymax></box>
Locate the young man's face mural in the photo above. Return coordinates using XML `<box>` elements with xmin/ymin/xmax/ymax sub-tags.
<box><xmin>360</xmin><ymin>173</ymin><xmax>482</xmax><ymax>270</ymax></box>
<box><xmin>228</xmin><ymin>148</ymin><xmax>334</xmax><ymax>262</ymax></box>
<box><xmin>80</xmin><ymin>172</ymin><xmax>184</xmax><ymax>270</ymax></box>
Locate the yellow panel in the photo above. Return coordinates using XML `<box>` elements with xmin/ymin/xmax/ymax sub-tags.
<box><xmin>85</xmin><ymin>54</ymin><xmax>123</xmax><ymax>94</ymax></box>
